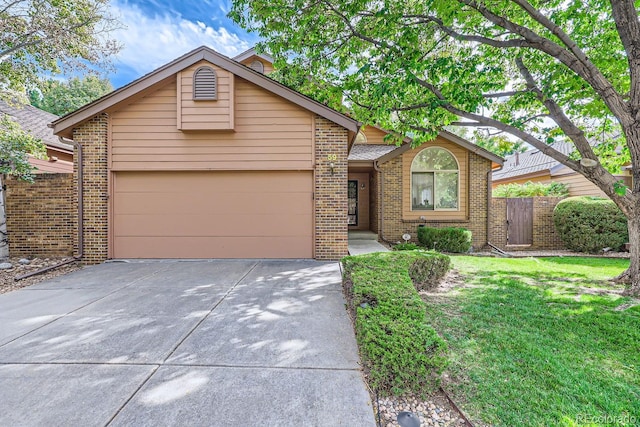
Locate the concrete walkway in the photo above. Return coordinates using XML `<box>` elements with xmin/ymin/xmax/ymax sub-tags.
<box><xmin>0</xmin><ymin>260</ymin><xmax>376</xmax><ymax>426</ymax></box>
<box><xmin>348</xmin><ymin>231</ymin><xmax>390</xmax><ymax>255</ymax></box>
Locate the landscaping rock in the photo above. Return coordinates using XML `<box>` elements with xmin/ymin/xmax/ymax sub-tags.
<box><xmin>0</xmin><ymin>257</ymin><xmax>80</xmax><ymax>294</ymax></box>
<box><xmin>376</xmin><ymin>392</ymin><xmax>467</xmax><ymax>427</ymax></box>
<box><xmin>18</xmin><ymin>258</ymin><xmax>30</xmax><ymax>265</ymax></box>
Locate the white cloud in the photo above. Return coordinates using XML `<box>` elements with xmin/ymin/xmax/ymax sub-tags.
<box><xmin>110</xmin><ymin>1</ymin><xmax>251</xmax><ymax>77</ymax></box>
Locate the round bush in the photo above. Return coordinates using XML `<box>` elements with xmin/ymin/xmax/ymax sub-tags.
<box><xmin>553</xmin><ymin>196</ymin><xmax>628</xmax><ymax>253</ymax></box>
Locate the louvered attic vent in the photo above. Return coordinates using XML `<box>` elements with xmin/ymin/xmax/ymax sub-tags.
<box><xmin>250</xmin><ymin>60</ymin><xmax>264</xmax><ymax>73</ymax></box>
<box><xmin>193</xmin><ymin>66</ymin><xmax>217</xmax><ymax>100</ymax></box>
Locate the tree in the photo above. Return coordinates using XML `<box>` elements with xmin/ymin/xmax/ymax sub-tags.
<box><xmin>230</xmin><ymin>0</ymin><xmax>640</xmax><ymax>295</ymax></box>
<box><xmin>29</xmin><ymin>76</ymin><xmax>113</xmax><ymax>116</ymax></box>
<box><xmin>0</xmin><ymin>0</ymin><xmax>120</xmax><ymax>98</ymax></box>
<box><xmin>448</xmin><ymin>126</ymin><xmax>525</xmax><ymax>157</ymax></box>
<box><xmin>0</xmin><ymin>114</ymin><xmax>46</xmax><ymax>259</ymax></box>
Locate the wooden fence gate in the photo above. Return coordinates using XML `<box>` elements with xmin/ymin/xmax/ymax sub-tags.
<box><xmin>507</xmin><ymin>198</ymin><xmax>533</xmax><ymax>245</ymax></box>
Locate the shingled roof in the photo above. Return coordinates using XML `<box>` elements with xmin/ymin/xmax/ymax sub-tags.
<box><xmin>0</xmin><ymin>100</ymin><xmax>72</xmax><ymax>151</ymax></box>
<box><xmin>348</xmin><ymin>144</ymin><xmax>398</xmax><ymax>161</ymax></box>
<box><xmin>493</xmin><ymin>142</ymin><xmax>573</xmax><ymax>181</ymax></box>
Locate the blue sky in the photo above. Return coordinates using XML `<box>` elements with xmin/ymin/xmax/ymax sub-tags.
<box><xmin>107</xmin><ymin>0</ymin><xmax>259</xmax><ymax>88</ymax></box>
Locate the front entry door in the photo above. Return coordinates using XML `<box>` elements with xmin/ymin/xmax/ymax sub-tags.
<box><xmin>348</xmin><ymin>180</ymin><xmax>358</xmax><ymax>226</ymax></box>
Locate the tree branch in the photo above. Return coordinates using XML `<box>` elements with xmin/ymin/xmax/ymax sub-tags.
<box><xmin>409</xmin><ymin>73</ymin><xmax>630</xmax><ymax>206</ymax></box>
<box><xmin>610</xmin><ymin>0</ymin><xmax>640</xmax><ymax>112</ymax></box>
<box><xmin>458</xmin><ymin>0</ymin><xmax>630</xmax><ymax>125</ymax></box>
<box><xmin>515</xmin><ymin>56</ymin><xmax>598</xmax><ymax>160</ymax></box>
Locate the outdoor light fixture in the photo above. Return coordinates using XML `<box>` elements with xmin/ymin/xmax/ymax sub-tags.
<box><xmin>397</xmin><ymin>411</ymin><xmax>421</xmax><ymax>427</ymax></box>
<box><xmin>329</xmin><ymin>162</ymin><xmax>335</xmax><ymax>175</ymax></box>
<box><xmin>580</xmin><ymin>158</ymin><xmax>598</xmax><ymax>168</ymax></box>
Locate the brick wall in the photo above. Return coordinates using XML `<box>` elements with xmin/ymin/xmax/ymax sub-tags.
<box><xmin>490</xmin><ymin>196</ymin><xmax>565</xmax><ymax>250</ymax></box>
<box><xmin>5</xmin><ymin>173</ymin><xmax>75</xmax><ymax>257</ymax></box>
<box><xmin>377</xmin><ymin>152</ymin><xmax>491</xmax><ymax>250</ymax></box>
<box><xmin>314</xmin><ymin>116</ymin><xmax>348</xmax><ymax>260</ymax></box>
<box><xmin>370</xmin><ymin>171</ymin><xmax>379</xmax><ymax>234</ymax></box>
<box><xmin>73</xmin><ymin>114</ymin><xmax>109</xmax><ymax>264</ymax></box>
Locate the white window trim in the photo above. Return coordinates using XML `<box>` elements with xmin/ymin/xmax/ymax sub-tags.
<box><xmin>410</xmin><ymin>147</ymin><xmax>461</xmax><ymax>212</ymax></box>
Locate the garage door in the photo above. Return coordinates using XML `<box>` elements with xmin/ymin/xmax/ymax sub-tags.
<box><xmin>112</xmin><ymin>171</ymin><xmax>313</xmax><ymax>258</ymax></box>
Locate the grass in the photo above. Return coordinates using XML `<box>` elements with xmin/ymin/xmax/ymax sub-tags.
<box><xmin>424</xmin><ymin>256</ymin><xmax>640</xmax><ymax>427</ymax></box>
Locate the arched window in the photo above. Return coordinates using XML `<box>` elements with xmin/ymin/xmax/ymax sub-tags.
<box><xmin>354</xmin><ymin>131</ymin><xmax>367</xmax><ymax>144</ymax></box>
<box><xmin>193</xmin><ymin>66</ymin><xmax>217</xmax><ymax>100</ymax></box>
<box><xmin>411</xmin><ymin>147</ymin><xmax>459</xmax><ymax>210</ymax></box>
<box><xmin>250</xmin><ymin>60</ymin><xmax>264</xmax><ymax>73</ymax></box>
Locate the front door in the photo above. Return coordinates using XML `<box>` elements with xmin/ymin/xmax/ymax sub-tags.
<box><xmin>348</xmin><ymin>180</ymin><xmax>358</xmax><ymax>226</ymax></box>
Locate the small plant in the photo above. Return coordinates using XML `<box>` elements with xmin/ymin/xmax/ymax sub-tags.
<box><xmin>553</xmin><ymin>196</ymin><xmax>628</xmax><ymax>253</ymax></box>
<box><xmin>393</xmin><ymin>242</ymin><xmax>420</xmax><ymax>251</ymax></box>
<box><xmin>493</xmin><ymin>181</ymin><xmax>569</xmax><ymax>197</ymax></box>
<box><xmin>409</xmin><ymin>253</ymin><xmax>452</xmax><ymax>291</ymax></box>
<box><xmin>342</xmin><ymin>251</ymin><xmax>450</xmax><ymax>396</ymax></box>
<box><xmin>417</xmin><ymin>226</ymin><xmax>472</xmax><ymax>253</ymax></box>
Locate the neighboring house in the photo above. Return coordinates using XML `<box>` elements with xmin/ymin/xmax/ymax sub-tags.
<box><xmin>0</xmin><ymin>100</ymin><xmax>73</xmax><ymax>173</ymax></box>
<box><xmin>49</xmin><ymin>46</ymin><xmax>501</xmax><ymax>263</ymax></box>
<box><xmin>492</xmin><ymin>142</ymin><xmax>631</xmax><ymax>197</ymax></box>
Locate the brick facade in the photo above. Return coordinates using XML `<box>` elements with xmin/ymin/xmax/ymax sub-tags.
<box><xmin>314</xmin><ymin>116</ymin><xmax>348</xmax><ymax>260</ymax></box>
<box><xmin>73</xmin><ymin>114</ymin><xmax>109</xmax><ymax>264</ymax></box>
<box><xmin>490</xmin><ymin>196</ymin><xmax>565</xmax><ymax>250</ymax></box>
<box><xmin>375</xmin><ymin>152</ymin><xmax>491</xmax><ymax>250</ymax></box>
<box><xmin>5</xmin><ymin>174</ymin><xmax>75</xmax><ymax>257</ymax></box>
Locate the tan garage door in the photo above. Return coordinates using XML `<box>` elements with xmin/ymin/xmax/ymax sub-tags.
<box><xmin>112</xmin><ymin>171</ymin><xmax>313</xmax><ymax>258</ymax></box>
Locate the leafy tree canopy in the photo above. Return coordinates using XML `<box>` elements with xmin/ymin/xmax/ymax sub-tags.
<box><xmin>0</xmin><ymin>0</ymin><xmax>120</xmax><ymax>99</ymax></box>
<box><xmin>0</xmin><ymin>114</ymin><xmax>46</xmax><ymax>182</ymax></box>
<box><xmin>29</xmin><ymin>75</ymin><xmax>113</xmax><ymax>116</ymax></box>
<box><xmin>230</xmin><ymin>0</ymin><xmax>640</xmax><ymax>294</ymax></box>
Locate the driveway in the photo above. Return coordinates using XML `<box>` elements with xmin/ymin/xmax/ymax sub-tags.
<box><xmin>0</xmin><ymin>260</ymin><xmax>376</xmax><ymax>426</ymax></box>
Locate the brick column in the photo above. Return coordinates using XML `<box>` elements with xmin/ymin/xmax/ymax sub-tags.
<box><xmin>314</xmin><ymin>116</ymin><xmax>348</xmax><ymax>260</ymax></box>
<box><xmin>73</xmin><ymin>114</ymin><xmax>109</xmax><ymax>264</ymax></box>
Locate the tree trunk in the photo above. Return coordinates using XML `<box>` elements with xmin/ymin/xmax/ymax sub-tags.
<box><xmin>0</xmin><ymin>175</ymin><xmax>8</xmax><ymax>261</ymax></box>
<box><xmin>619</xmin><ymin>214</ymin><xmax>640</xmax><ymax>296</ymax></box>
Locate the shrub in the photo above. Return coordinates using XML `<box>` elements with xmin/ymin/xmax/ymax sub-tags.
<box><xmin>342</xmin><ymin>251</ymin><xmax>450</xmax><ymax>396</ymax></box>
<box><xmin>494</xmin><ymin>181</ymin><xmax>569</xmax><ymax>197</ymax></box>
<box><xmin>392</xmin><ymin>242</ymin><xmax>420</xmax><ymax>251</ymax></box>
<box><xmin>417</xmin><ymin>226</ymin><xmax>472</xmax><ymax>253</ymax></box>
<box><xmin>409</xmin><ymin>253</ymin><xmax>452</xmax><ymax>291</ymax></box>
<box><xmin>553</xmin><ymin>196</ymin><xmax>628</xmax><ymax>253</ymax></box>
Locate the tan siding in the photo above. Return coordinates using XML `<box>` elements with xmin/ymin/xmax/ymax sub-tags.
<box><xmin>177</xmin><ymin>61</ymin><xmax>233</xmax><ymax>130</ymax></box>
<box><xmin>492</xmin><ymin>174</ymin><xmax>551</xmax><ymax>189</ymax></box>
<box><xmin>360</xmin><ymin>126</ymin><xmax>392</xmax><ymax>145</ymax></box>
<box><xmin>401</xmin><ymin>138</ymin><xmax>468</xmax><ymax>220</ymax></box>
<box><xmin>553</xmin><ymin>172</ymin><xmax>607</xmax><ymax>197</ymax></box>
<box><xmin>239</xmin><ymin>56</ymin><xmax>275</xmax><ymax>74</ymax></box>
<box><xmin>110</xmin><ymin>74</ymin><xmax>314</xmax><ymax>171</ymax></box>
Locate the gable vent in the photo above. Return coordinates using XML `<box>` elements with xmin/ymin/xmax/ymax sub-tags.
<box><xmin>250</xmin><ymin>60</ymin><xmax>264</xmax><ymax>73</ymax></box>
<box><xmin>193</xmin><ymin>66</ymin><xmax>217</xmax><ymax>100</ymax></box>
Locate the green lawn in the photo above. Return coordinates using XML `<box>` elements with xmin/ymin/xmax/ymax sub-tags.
<box><xmin>423</xmin><ymin>256</ymin><xmax>640</xmax><ymax>427</ymax></box>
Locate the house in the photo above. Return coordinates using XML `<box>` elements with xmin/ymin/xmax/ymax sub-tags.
<box><xmin>48</xmin><ymin>46</ymin><xmax>501</xmax><ymax>263</ymax></box>
<box><xmin>492</xmin><ymin>142</ymin><xmax>631</xmax><ymax>197</ymax></box>
<box><xmin>348</xmin><ymin>126</ymin><xmax>502</xmax><ymax>248</ymax></box>
<box><xmin>0</xmin><ymin>100</ymin><xmax>73</xmax><ymax>173</ymax></box>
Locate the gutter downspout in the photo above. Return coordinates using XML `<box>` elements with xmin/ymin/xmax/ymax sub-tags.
<box><xmin>15</xmin><ymin>136</ymin><xmax>83</xmax><ymax>281</ymax></box>
<box><xmin>486</xmin><ymin>164</ymin><xmax>503</xmax><ymax>249</ymax></box>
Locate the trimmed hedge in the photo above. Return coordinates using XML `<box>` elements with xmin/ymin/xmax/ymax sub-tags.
<box><xmin>342</xmin><ymin>251</ymin><xmax>450</xmax><ymax>396</ymax></box>
<box><xmin>392</xmin><ymin>242</ymin><xmax>420</xmax><ymax>251</ymax></box>
<box><xmin>418</xmin><ymin>226</ymin><xmax>472</xmax><ymax>253</ymax></box>
<box><xmin>553</xmin><ymin>196</ymin><xmax>628</xmax><ymax>253</ymax></box>
<box><xmin>494</xmin><ymin>181</ymin><xmax>569</xmax><ymax>197</ymax></box>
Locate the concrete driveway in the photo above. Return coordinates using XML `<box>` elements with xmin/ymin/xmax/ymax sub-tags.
<box><xmin>0</xmin><ymin>260</ymin><xmax>376</xmax><ymax>426</ymax></box>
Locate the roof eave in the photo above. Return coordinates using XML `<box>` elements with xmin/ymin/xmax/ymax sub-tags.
<box><xmin>52</xmin><ymin>46</ymin><xmax>359</xmax><ymax>137</ymax></box>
